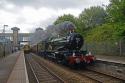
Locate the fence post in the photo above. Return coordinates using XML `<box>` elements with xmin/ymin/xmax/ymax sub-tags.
<box><xmin>119</xmin><ymin>39</ymin><xmax>122</xmax><ymax>56</ymax></box>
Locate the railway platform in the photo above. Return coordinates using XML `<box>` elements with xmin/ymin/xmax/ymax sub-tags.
<box><xmin>7</xmin><ymin>51</ymin><xmax>29</xmax><ymax>83</ymax></box>
<box><xmin>0</xmin><ymin>52</ymin><xmax>20</xmax><ymax>83</ymax></box>
<box><xmin>95</xmin><ymin>55</ymin><xmax>125</xmax><ymax>64</ymax></box>
<box><xmin>0</xmin><ymin>51</ymin><xmax>29</xmax><ymax>83</ymax></box>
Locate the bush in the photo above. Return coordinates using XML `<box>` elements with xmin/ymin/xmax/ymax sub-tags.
<box><xmin>85</xmin><ymin>23</ymin><xmax>125</xmax><ymax>43</ymax></box>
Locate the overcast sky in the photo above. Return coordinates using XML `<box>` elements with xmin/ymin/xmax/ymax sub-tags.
<box><xmin>0</xmin><ymin>0</ymin><xmax>109</xmax><ymax>33</ymax></box>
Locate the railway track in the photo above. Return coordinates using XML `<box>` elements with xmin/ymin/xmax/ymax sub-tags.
<box><xmin>25</xmin><ymin>54</ymin><xmax>64</xmax><ymax>83</ymax></box>
<box><xmin>38</xmin><ymin>56</ymin><xmax>125</xmax><ymax>83</ymax></box>
<box><xmin>74</xmin><ymin>69</ymin><xmax>125</xmax><ymax>83</ymax></box>
<box><xmin>55</xmin><ymin>62</ymin><xmax>125</xmax><ymax>83</ymax></box>
<box><xmin>26</xmin><ymin>53</ymin><xmax>125</xmax><ymax>83</ymax></box>
<box><xmin>37</xmin><ymin>56</ymin><xmax>124</xmax><ymax>83</ymax></box>
<box><xmin>87</xmin><ymin>59</ymin><xmax>125</xmax><ymax>80</ymax></box>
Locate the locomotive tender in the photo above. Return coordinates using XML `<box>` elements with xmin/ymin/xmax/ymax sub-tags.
<box><xmin>32</xmin><ymin>31</ymin><xmax>96</xmax><ymax>67</ymax></box>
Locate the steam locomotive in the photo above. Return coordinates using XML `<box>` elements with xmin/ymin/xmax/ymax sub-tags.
<box><xmin>31</xmin><ymin>31</ymin><xmax>96</xmax><ymax>67</ymax></box>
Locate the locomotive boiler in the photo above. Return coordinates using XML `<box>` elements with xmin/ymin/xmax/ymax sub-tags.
<box><xmin>48</xmin><ymin>33</ymin><xmax>83</xmax><ymax>51</ymax></box>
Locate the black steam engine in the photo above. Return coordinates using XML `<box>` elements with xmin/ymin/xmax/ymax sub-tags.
<box><xmin>30</xmin><ymin>22</ymin><xmax>95</xmax><ymax>67</ymax></box>
<box><xmin>32</xmin><ymin>31</ymin><xmax>95</xmax><ymax>67</ymax></box>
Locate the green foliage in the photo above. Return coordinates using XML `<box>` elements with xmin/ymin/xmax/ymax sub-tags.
<box><xmin>84</xmin><ymin>1</ymin><xmax>125</xmax><ymax>42</ymax></box>
<box><xmin>54</xmin><ymin>14</ymin><xmax>78</xmax><ymax>26</ymax></box>
<box><xmin>78</xmin><ymin>6</ymin><xmax>107</xmax><ymax>29</ymax></box>
<box><xmin>85</xmin><ymin>23</ymin><xmax>125</xmax><ymax>43</ymax></box>
<box><xmin>53</xmin><ymin>2</ymin><xmax>125</xmax><ymax>42</ymax></box>
<box><xmin>86</xmin><ymin>24</ymin><xmax>114</xmax><ymax>42</ymax></box>
<box><xmin>107</xmin><ymin>0</ymin><xmax>125</xmax><ymax>22</ymax></box>
<box><xmin>54</xmin><ymin>14</ymin><xmax>84</xmax><ymax>35</ymax></box>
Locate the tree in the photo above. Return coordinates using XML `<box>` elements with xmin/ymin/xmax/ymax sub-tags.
<box><xmin>54</xmin><ymin>14</ymin><xmax>78</xmax><ymax>26</ymax></box>
<box><xmin>85</xmin><ymin>23</ymin><xmax>125</xmax><ymax>42</ymax></box>
<box><xmin>107</xmin><ymin>0</ymin><xmax>125</xmax><ymax>23</ymax></box>
<box><xmin>78</xmin><ymin>6</ymin><xmax>107</xmax><ymax>30</ymax></box>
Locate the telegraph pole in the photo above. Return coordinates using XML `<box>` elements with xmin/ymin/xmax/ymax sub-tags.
<box><xmin>3</xmin><ymin>25</ymin><xmax>8</xmax><ymax>57</ymax></box>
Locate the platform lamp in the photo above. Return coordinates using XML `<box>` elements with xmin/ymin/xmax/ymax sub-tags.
<box><xmin>3</xmin><ymin>25</ymin><xmax>8</xmax><ymax>57</ymax></box>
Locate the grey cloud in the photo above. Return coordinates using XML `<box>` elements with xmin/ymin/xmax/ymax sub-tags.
<box><xmin>6</xmin><ymin>0</ymin><xmax>109</xmax><ymax>9</ymax></box>
<box><xmin>16</xmin><ymin>17</ymin><xmax>26</xmax><ymax>24</ymax></box>
<box><xmin>0</xmin><ymin>0</ymin><xmax>109</xmax><ymax>33</ymax></box>
<box><xmin>8</xmin><ymin>0</ymin><xmax>41</xmax><ymax>8</ymax></box>
<box><xmin>7</xmin><ymin>0</ymin><xmax>80</xmax><ymax>8</ymax></box>
<box><xmin>0</xmin><ymin>0</ymin><xmax>109</xmax><ymax>13</ymax></box>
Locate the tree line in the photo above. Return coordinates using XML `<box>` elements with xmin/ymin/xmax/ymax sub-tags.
<box><xmin>53</xmin><ymin>0</ymin><xmax>125</xmax><ymax>42</ymax></box>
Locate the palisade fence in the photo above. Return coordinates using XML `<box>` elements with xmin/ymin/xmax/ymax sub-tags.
<box><xmin>82</xmin><ymin>39</ymin><xmax>125</xmax><ymax>56</ymax></box>
<box><xmin>0</xmin><ymin>42</ymin><xmax>13</xmax><ymax>58</ymax></box>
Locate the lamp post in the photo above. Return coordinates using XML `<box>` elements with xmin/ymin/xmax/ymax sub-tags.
<box><xmin>3</xmin><ymin>25</ymin><xmax>8</xmax><ymax>57</ymax></box>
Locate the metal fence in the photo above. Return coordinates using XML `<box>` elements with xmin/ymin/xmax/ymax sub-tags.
<box><xmin>0</xmin><ymin>42</ymin><xmax>13</xmax><ymax>58</ymax></box>
<box><xmin>82</xmin><ymin>39</ymin><xmax>125</xmax><ymax>56</ymax></box>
